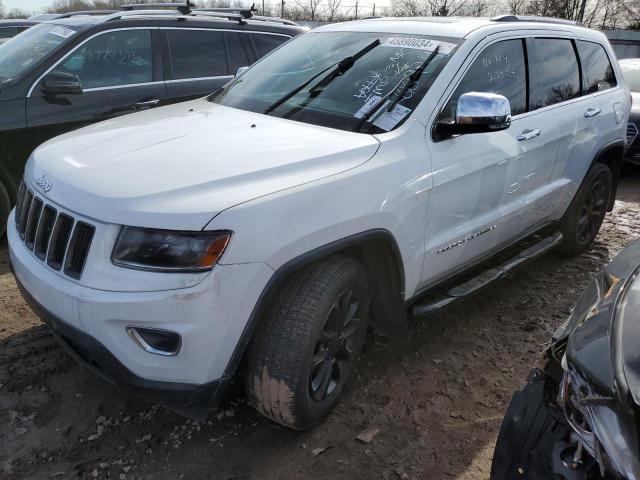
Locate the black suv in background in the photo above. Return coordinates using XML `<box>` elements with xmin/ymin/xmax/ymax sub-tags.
<box><xmin>0</xmin><ymin>6</ymin><xmax>305</xmax><ymax>234</ymax></box>
<box><xmin>0</xmin><ymin>19</ymin><xmax>40</xmax><ymax>42</ymax></box>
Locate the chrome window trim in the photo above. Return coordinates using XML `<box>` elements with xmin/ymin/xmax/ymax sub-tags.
<box><xmin>27</xmin><ymin>26</ymin><xmax>158</xmax><ymax>98</ymax></box>
<box><xmin>165</xmin><ymin>75</ymin><xmax>232</xmax><ymax>84</ymax></box>
<box><xmin>159</xmin><ymin>26</ymin><xmax>292</xmax><ymax>38</ymax></box>
<box><xmin>82</xmin><ymin>81</ymin><xmax>164</xmax><ymax>92</ymax></box>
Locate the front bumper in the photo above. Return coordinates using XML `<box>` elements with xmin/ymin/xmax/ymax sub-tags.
<box><xmin>8</xmin><ymin>210</ymin><xmax>274</xmax><ymax>415</ymax></box>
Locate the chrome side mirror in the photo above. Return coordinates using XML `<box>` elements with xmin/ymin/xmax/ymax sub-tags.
<box><xmin>437</xmin><ymin>92</ymin><xmax>511</xmax><ymax>138</ymax></box>
<box><xmin>235</xmin><ymin>66</ymin><xmax>250</xmax><ymax>78</ymax></box>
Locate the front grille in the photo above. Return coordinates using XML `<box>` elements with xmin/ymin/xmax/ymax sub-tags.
<box><xmin>15</xmin><ymin>181</ymin><xmax>95</xmax><ymax>280</ymax></box>
<box><xmin>626</xmin><ymin>123</ymin><xmax>638</xmax><ymax>147</ymax></box>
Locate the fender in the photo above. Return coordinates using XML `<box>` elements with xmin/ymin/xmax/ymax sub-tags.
<box><xmin>593</xmin><ymin>139</ymin><xmax>624</xmax><ymax>211</ymax></box>
<box><xmin>221</xmin><ymin>229</ymin><xmax>407</xmax><ymax>379</ymax></box>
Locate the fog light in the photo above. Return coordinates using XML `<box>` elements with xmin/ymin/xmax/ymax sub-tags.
<box><xmin>127</xmin><ymin>327</ymin><xmax>181</xmax><ymax>356</ymax></box>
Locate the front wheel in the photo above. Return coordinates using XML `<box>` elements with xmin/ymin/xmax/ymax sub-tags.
<box><xmin>244</xmin><ymin>255</ymin><xmax>369</xmax><ymax>430</ymax></box>
<box><xmin>558</xmin><ymin>163</ymin><xmax>612</xmax><ymax>255</ymax></box>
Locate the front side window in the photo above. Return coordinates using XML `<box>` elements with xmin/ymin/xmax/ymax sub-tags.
<box><xmin>211</xmin><ymin>31</ymin><xmax>459</xmax><ymax>133</ymax></box>
<box><xmin>440</xmin><ymin>39</ymin><xmax>527</xmax><ymax>122</ymax></box>
<box><xmin>54</xmin><ymin>29</ymin><xmax>152</xmax><ymax>89</ymax></box>
<box><xmin>251</xmin><ymin>33</ymin><xmax>289</xmax><ymax>57</ymax></box>
<box><xmin>530</xmin><ymin>38</ymin><xmax>581</xmax><ymax>109</ymax></box>
<box><xmin>577</xmin><ymin>41</ymin><xmax>616</xmax><ymax>94</ymax></box>
<box><xmin>226</xmin><ymin>32</ymin><xmax>250</xmax><ymax>74</ymax></box>
<box><xmin>0</xmin><ymin>23</ymin><xmax>78</xmax><ymax>84</ymax></box>
<box><xmin>166</xmin><ymin>29</ymin><xmax>227</xmax><ymax>79</ymax></box>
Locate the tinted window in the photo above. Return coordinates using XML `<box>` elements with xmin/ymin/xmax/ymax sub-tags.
<box><xmin>0</xmin><ymin>27</ymin><xmax>21</xmax><ymax>39</ymax></box>
<box><xmin>56</xmin><ymin>29</ymin><xmax>152</xmax><ymax>89</ymax></box>
<box><xmin>441</xmin><ymin>39</ymin><xmax>527</xmax><ymax>120</ymax></box>
<box><xmin>251</xmin><ymin>33</ymin><xmax>288</xmax><ymax>58</ymax></box>
<box><xmin>225</xmin><ymin>32</ymin><xmax>250</xmax><ymax>74</ymax></box>
<box><xmin>531</xmin><ymin>39</ymin><xmax>580</xmax><ymax>109</ymax></box>
<box><xmin>167</xmin><ymin>29</ymin><xmax>227</xmax><ymax>79</ymax></box>
<box><xmin>577</xmin><ymin>41</ymin><xmax>616</xmax><ymax>94</ymax></box>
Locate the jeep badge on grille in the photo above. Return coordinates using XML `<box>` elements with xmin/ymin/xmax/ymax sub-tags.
<box><xmin>35</xmin><ymin>175</ymin><xmax>52</xmax><ymax>193</ymax></box>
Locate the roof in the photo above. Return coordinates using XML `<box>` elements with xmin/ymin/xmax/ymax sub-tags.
<box><xmin>316</xmin><ymin>15</ymin><xmax>596</xmax><ymax>39</ymax></box>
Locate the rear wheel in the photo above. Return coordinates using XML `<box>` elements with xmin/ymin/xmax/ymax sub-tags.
<box><xmin>244</xmin><ymin>255</ymin><xmax>369</xmax><ymax>430</ymax></box>
<box><xmin>0</xmin><ymin>180</ymin><xmax>10</xmax><ymax>237</ymax></box>
<box><xmin>558</xmin><ymin>163</ymin><xmax>612</xmax><ymax>255</ymax></box>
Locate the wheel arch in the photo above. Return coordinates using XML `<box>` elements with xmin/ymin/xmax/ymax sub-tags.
<box><xmin>592</xmin><ymin>139</ymin><xmax>624</xmax><ymax>211</ymax></box>
<box><xmin>222</xmin><ymin>229</ymin><xmax>408</xmax><ymax>379</ymax></box>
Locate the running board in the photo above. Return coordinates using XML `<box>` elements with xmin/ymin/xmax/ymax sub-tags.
<box><xmin>412</xmin><ymin>232</ymin><xmax>563</xmax><ymax>317</ymax></box>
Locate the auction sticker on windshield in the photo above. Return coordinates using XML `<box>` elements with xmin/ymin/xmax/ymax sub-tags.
<box><xmin>49</xmin><ymin>27</ymin><xmax>76</xmax><ymax>39</ymax></box>
<box><xmin>381</xmin><ymin>37</ymin><xmax>456</xmax><ymax>54</ymax></box>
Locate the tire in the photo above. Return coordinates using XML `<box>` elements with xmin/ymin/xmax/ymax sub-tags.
<box><xmin>491</xmin><ymin>370</ymin><xmax>566</xmax><ymax>480</ymax></box>
<box><xmin>244</xmin><ymin>255</ymin><xmax>370</xmax><ymax>430</ymax></box>
<box><xmin>558</xmin><ymin>163</ymin><xmax>612</xmax><ymax>255</ymax></box>
<box><xmin>0</xmin><ymin>180</ymin><xmax>10</xmax><ymax>238</ymax></box>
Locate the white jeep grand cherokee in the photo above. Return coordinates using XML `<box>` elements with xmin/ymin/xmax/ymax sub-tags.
<box><xmin>8</xmin><ymin>15</ymin><xmax>630</xmax><ymax>430</ymax></box>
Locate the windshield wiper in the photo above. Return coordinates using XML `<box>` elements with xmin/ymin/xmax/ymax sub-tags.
<box><xmin>357</xmin><ymin>45</ymin><xmax>440</xmax><ymax>131</ymax></box>
<box><xmin>264</xmin><ymin>39</ymin><xmax>380</xmax><ymax>115</ymax></box>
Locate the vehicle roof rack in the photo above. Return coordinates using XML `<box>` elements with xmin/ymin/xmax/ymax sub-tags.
<box><xmin>491</xmin><ymin>14</ymin><xmax>583</xmax><ymax>27</ymax></box>
<box><xmin>195</xmin><ymin>3</ymin><xmax>256</xmax><ymax>19</ymax></box>
<box><xmin>121</xmin><ymin>1</ymin><xmax>195</xmax><ymax>15</ymax></box>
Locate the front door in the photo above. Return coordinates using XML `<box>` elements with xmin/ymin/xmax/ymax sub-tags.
<box><xmin>26</xmin><ymin>28</ymin><xmax>166</xmax><ymax>146</ymax></box>
<box><xmin>420</xmin><ymin>38</ymin><xmax>530</xmax><ymax>288</ymax></box>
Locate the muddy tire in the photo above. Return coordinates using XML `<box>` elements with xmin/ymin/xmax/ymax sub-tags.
<box><xmin>0</xmin><ymin>180</ymin><xmax>10</xmax><ymax>238</ymax></box>
<box><xmin>558</xmin><ymin>163</ymin><xmax>612</xmax><ymax>255</ymax></box>
<box><xmin>244</xmin><ymin>255</ymin><xmax>369</xmax><ymax>430</ymax></box>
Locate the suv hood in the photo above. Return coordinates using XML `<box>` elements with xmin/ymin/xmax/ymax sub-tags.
<box><xmin>26</xmin><ymin>99</ymin><xmax>380</xmax><ymax>230</ymax></box>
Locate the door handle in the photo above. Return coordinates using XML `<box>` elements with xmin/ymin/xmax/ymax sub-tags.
<box><xmin>584</xmin><ymin>107</ymin><xmax>601</xmax><ymax>118</ymax></box>
<box><xmin>517</xmin><ymin>129</ymin><xmax>542</xmax><ymax>141</ymax></box>
<box><xmin>133</xmin><ymin>98</ymin><xmax>160</xmax><ymax>109</ymax></box>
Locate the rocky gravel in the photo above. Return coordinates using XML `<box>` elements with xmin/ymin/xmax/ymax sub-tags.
<box><xmin>1</xmin><ymin>173</ymin><xmax>639</xmax><ymax>480</ymax></box>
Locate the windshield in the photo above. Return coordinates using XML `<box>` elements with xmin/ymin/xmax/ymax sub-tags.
<box><xmin>0</xmin><ymin>23</ymin><xmax>78</xmax><ymax>85</ymax></box>
<box><xmin>620</xmin><ymin>61</ymin><xmax>640</xmax><ymax>92</ymax></box>
<box><xmin>211</xmin><ymin>31</ymin><xmax>459</xmax><ymax>133</ymax></box>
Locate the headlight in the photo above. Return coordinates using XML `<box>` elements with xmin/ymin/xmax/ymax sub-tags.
<box><xmin>112</xmin><ymin>227</ymin><xmax>231</xmax><ymax>272</ymax></box>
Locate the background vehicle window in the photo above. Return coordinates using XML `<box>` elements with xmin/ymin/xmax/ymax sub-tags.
<box><xmin>56</xmin><ymin>29</ymin><xmax>152</xmax><ymax>89</ymax></box>
<box><xmin>0</xmin><ymin>27</ymin><xmax>21</xmax><ymax>39</ymax></box>
<box><xmin>441</xmin><ymin>39</ymin><xmax>527</xmax><ymax>121</ymax></box>
<box><xmin>251</xmin><ymin>33</ymin><xmax>288</xmax><ymax>57</ymax></box>
<box><xmin>577</xmin><ymin>40</ymin><xmax>616</xmax><ymax>94</ymax></box>
<box><xmin>225</xmin><ymin>31</ymin><xmax>250</xmax><ymax>74</ymax></box>
<box><xmin>531</xmin><ymin>39</ymin><xmax>580</xmax><ymax>109</ymax></box>
<box><xmin>167</xmin><ymin>29</ymin><xmax>227</xmax><ymax>79</ymax></box>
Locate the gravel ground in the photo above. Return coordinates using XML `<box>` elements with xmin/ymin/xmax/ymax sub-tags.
<box><xmin>1</xmin><ymin>173</ymin><xmax>639</xmax><ymax>480</ymax></box>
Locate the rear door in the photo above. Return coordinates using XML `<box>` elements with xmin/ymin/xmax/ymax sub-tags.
<box><xmin>26</xmin><ymin>28</ymin><xmax>166</xmax><ymax>144</ymax></box>
<box><xmin>162</xmin><ymin>28</ymin><xmax>251</xmax><ymax>104</ymax></box>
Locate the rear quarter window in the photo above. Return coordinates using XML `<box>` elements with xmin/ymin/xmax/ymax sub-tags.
<box><xmin>576</xmin><ymin>40</ymin><xmax>616</xmax><ymax>94</ymax></box>
<box><xmin>530</xmin><ymin>38</ymin><xmax>581</xmax><ymax>109</ymax></box>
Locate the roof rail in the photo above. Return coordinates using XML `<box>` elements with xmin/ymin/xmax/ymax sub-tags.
<box><xmin>52</xmin><ymin>10</ymin><xmax>119</xmax><ymax>19</ymax></box>
<box><xmin>491</xmin><ymin>14</ymin><xmax>583</xmax><ymax>27</ymax></box>
<box><xmin>195</xmin><ymin>3</ymin><xmax>256</xmax><ymax>19</ymax></box>
<box><xmin>121</xmin><ymin>1</ymin><xmax>195</xmax><ymax>14</ymax></box>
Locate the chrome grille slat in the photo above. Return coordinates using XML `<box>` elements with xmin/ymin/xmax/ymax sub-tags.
<box><xmin>17</xmin><ymin>182</ymin><xmax>94</xmax><ymax>280</ymax></box>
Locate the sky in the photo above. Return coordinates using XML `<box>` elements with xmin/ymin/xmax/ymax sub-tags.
<box><xmin>4</xmin><ymin>0</ymin><xmax>52</xmax><ymax>13</ymax></box>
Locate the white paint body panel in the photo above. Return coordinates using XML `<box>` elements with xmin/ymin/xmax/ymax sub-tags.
<box><xmin>9</xmin><ymin>18</ymin><xmax>630</xmax><ymax>386</ymax></box>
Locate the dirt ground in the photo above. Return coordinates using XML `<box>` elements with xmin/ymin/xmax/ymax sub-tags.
<box><xmin>1</xmin><ymin>173</ymin><xmax>639</xmax><ymax>480</ymax></box>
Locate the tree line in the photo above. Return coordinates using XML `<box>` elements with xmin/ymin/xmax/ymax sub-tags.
<box><xmin>0</xmin><ymin>0</ymin><xmax>637</xmax><ymax>29</ymax></box>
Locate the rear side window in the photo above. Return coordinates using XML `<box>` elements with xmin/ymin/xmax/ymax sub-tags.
<box><xmin>577</xmin><ymin>40</ymin><xmax>616</xmax><ymax>94</ymax></box>
<box><xmin>441</xmin><ymin>39</ymin><xmax>527</xmax><ymax>120</ymax></box>
<box><xmin>166</xmin><ymin>29</ymin><xmax>227</xmax><ymax>79</ymax></box>
<box><xmin>56</xmin><ymin>29</ymin><xmax>152</xmax><ymax>89</ymax></box>
<box><xmin>225</xmin><ymin>31</ymin><xmax>250</xmax><ymax>74</ymax></box>
<box><xmin>0</xmin><ymin>27</ymin><xmax>21</xmax><ymax>39</ymax></box>
<box><xmin>530</xmin><ymin>38</ymin><xmax>581</xmax><ymax>109</ymax></box>
<box><xmin>251</xmin><ymin>33</ymin><xmax>289</xmax><ymax>58</ymax></box>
